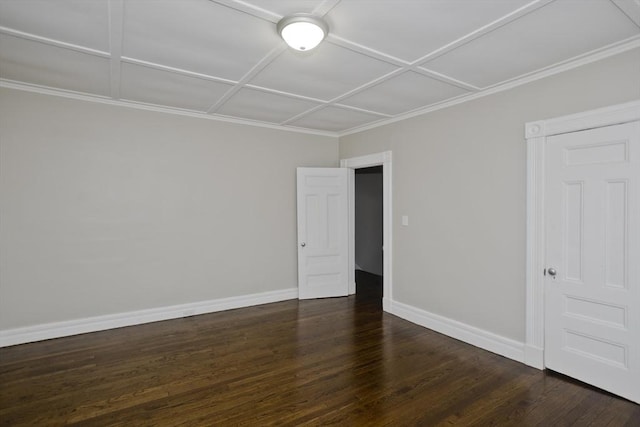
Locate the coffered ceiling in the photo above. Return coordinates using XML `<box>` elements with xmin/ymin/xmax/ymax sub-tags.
<box><xmin>0</xmin><ymin>0</ymin><xmax>638</xmax><ymax>136</ymax></box>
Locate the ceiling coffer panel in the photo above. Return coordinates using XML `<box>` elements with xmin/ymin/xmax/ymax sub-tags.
<box><xmin>339</xmin><ymin>71</ymin><xmax>470</xmax><ymax>116</ymax></box>
<box><xmin>122</xmin><ymin>0</ymin><xmax>280</xmax><ymax>81</ymax></box>
<box><xmin>0</xmin><ymin>0</ymin><xmax>638</xmax><ymax>134</ymax></box>
<box><xmin>0</xmin><ymin>0</ymin><xmax>110</xmax><ymax>52</ymax></box>
<box><xmin>421</xmin><ymin>0</ymin><xmax>640</xmax><ymax>88</ymax></box>
<box><xmin>325</xmin><ymin>0</ymin><xmax>531</xmax><ymax>62</ymax></box>
<box><xmin>289</xmin><ymin>105</ymin><xmax>385</xmax><ymax>132</ymax></box>
<box><xmin>120</xmin><ymin>62</ymin><xmax>233</xmax><ymax>112</ymax></box>
<box><xmin>249</xmin><ymin>42</ymin><xmax>399</xmax><ymax>101</ymax></box>
<box><xmin>217</xmin><ymin>88</ymin><xmax>321</xmax><ymax>124</ymax></box>
<box><xmin>0</xmin><ymin>34</ymin><xmax>111</xmax><ymax>96</ymax></box>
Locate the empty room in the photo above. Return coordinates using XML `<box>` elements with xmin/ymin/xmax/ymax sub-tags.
<box><xmin>1</xmin><ymin>0</ymin><xmax>639</xmax><ymax>425</ymax></box>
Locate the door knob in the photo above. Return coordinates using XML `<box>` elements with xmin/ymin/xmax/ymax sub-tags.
<box><xmin>547</xmin><ymin>268</ymin><xmax>557</xmax><ymax>277</ymax></box>
<box><xmin>301</xmin><ymin>242</ymin><xmax>306</xmax><ymax>247</ymax></box>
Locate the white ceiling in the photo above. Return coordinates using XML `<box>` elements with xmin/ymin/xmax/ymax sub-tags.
<box><xmin>0</xmin><ymin>0</ymin><xmax>638</xmax><ymax>136</ymax></box>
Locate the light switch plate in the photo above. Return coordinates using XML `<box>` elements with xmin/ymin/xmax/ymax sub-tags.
<box><xmin>402</xmin><ymin>215</ymin><xmax>409</xmax><ymax>226</ymax></box>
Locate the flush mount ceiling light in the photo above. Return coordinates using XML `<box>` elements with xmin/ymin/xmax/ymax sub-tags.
<box><xmin>277</xmin><ymin>14</ymin><xmax>328</xmax><ymax>51</ymax></box>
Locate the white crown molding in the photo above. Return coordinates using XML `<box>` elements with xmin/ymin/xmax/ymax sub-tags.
<box><xmin>0</xmin><ymin>288</ymin><xmax>298</xmax><ymax>348</ymax></box>
<box><xmin>389</xmin><ymin>299</ymin><xmax>526</xmax><ymax>364</ymax></box>
<box><xmin>339</xmin><ymin>36</ymin><xmax>640</xmax><ymax>137</ymax></box>
<box><xmin>0</xmin><ymin>79</ymin><xmax>340</xmax><ymax>138</ymax></box>
<box><xmin>2</xmin><ymin>31</ymin><xmax>637</xmax><ymax>138</ymax></box>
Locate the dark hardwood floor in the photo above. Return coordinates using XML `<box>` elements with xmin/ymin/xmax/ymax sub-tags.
<box><xmin>1</xmin><ymin>273</ymin><xmax>638</xmax><ymax>426</ymax></box>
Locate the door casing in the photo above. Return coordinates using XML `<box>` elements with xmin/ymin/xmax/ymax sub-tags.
<box><xmin>524</xmin><ymin>100</ymin><xmax>640</xmax><ymax>369</ymax></box>
<box><xmin>341</xmin><ymin>151</ymin><xmax>393</xmax><ymax>312</ymax></box>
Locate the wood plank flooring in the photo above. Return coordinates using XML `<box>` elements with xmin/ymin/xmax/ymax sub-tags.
<box><xmin>1</xmin><ymin>273</ymin><xmax>638</xmax><ymax>426</ymax></box>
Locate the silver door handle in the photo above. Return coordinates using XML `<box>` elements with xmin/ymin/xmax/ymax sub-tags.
<box><xmin>547</xmin><ymin>268</ymin><xmax>557</xmax><ymax>277</ymax></box>
<box><xmin>301</xmin><ymin>242</ymin><xmax>306</xmax><ymax>247</ymax></box>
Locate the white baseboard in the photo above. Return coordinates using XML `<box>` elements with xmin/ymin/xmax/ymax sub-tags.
<box><xmin>389</xmin><ymin>299</ymin><xmax>526</xmax><ymax>364</ymax></box>
<box><xmin>382</xmin><ymin>297</ymin><xmax>392</xmax><ymax>313</ymax></box>
<box><xmin>0</xmin><ymin>288</ymin><xmax>298</xmax><ymax>348</ymax></box>
<box><xmin>524</xmin><ymin>344</ymin><xmax>544</xmax><ymax>369</ymax></box>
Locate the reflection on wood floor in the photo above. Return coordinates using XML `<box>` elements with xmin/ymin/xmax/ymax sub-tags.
<box><xmin>1</xmin><ymin>272</ymin><xmax>638</xmax><ymax>425</ymax></box>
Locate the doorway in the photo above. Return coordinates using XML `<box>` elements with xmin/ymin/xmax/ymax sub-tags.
<box><xmin>296</xmin><ymin>152</ymin><xmax>392</xmax><ymax>306</ymax></box>
<box><xmin>341</xmin><ymin>151</ymin><xmax>393</xmax><ymax>311</ymax></box>
<box><xmin>355</xmin><ymin>166</ymin><xmax>383</xmax><ymax>302</ymax></box>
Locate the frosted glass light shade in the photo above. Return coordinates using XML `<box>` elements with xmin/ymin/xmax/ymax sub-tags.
<box><xmin>277</xmin><ymin>14</ymin><xmax>328</xmax><ymax>51</ymax></box>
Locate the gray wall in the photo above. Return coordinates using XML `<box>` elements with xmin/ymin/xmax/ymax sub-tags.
<box><xmin>0</xmin><ymin>88</ymin><xmax>338</xmax><ymax>329</ymax></box>
<box><xmin>355</xmin><ymin>167</ymin><xmax>383</xmax><ymax>276</ymax></box>
<box><xmin>2</xmin><ymin>48</ymin><xmax>638</xmax><ymax>343</ymax></box>
<box><xmin>340</xmin><ymin>48</ymin><xmax>640</xmax><ymax>342</ymax></box>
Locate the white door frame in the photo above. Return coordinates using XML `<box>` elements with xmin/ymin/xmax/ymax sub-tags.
<box><xmin>524</xmin><ymin>100</ymin><xmax>640</xmax><ymax>369</ymax></box>
<box><xmin>341</xmin><ymin>151</ymin><xmax>393</xmax><ymax>312</ymax></box>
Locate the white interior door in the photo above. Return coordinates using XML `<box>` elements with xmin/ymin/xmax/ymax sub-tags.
<box><xmin>545</xmin><ymin>121</ymin><xmax>640</xmax><ymax>403</ymax></box>
<box><xmin>297</xmin><ymin>167</ymin><xmax>350</xmax><ymax>299</ymax></box>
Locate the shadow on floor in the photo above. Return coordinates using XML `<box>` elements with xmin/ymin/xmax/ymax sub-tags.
<box><xmin>355</xmin><ymin>269</ymin><xmax>382</xmax><ymax>307</ymax></box>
